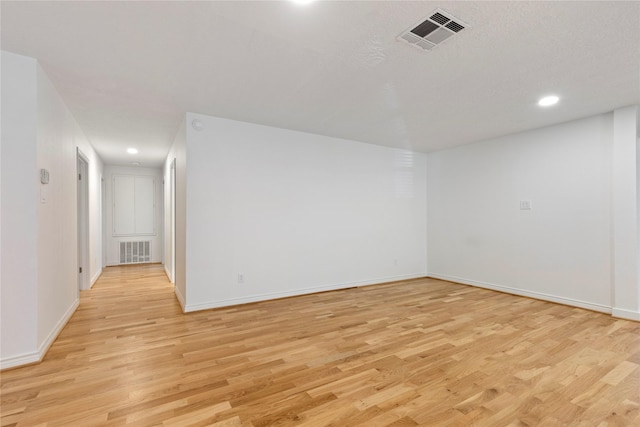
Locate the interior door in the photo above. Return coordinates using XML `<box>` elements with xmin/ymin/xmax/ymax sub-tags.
<box><xmin>77</xmin><ymin>150</ymin><xmax>90</xmax><ymax>292</ymax></box>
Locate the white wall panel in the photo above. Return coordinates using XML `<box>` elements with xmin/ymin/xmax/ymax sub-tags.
<box><xmin>0</xmin><ymin>51</ymin><xmax>39</xmax><ymax>366</ymax></box>
<box><xmin>427</xmin><ymin>114</ymin><xmax>613</xmax><ymax>312</ymax></box>
<box><xmin>182</xmin><ymin>113</ymin><xmax>427</xmax><ymax>312</ymax></box>
<box><xmin>1</xmin><ymin>51</ymin><xmax>104</xmax><ymax>368</ymax></box>
<box><xmin>612</xmin><ymin>105</ymin><xmax>640</xmax><ymax>319</ymax></box>
<box><xmin>36</xmin><ymin>61</ymin><xmax>103</xmax><ymax>360</ymax></box>
<box><xmin>164</xmin><ymin>119</ymin><xmax>186</xmax><ymax>306</ymax></box>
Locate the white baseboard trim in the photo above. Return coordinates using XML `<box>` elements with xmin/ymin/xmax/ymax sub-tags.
<box><xmin>427</xmin><ymin>273</ymin><xmax>611</xmax><ymax>314</ymax></box>
<box><xmin>90</xmin><ymin>268</ymin><xmax>102</xmax><ymax>288</ymax></box>
<box><xmin>0</xmin><ymin>351</ymin><xmax>40</xmax><ymax>370</ymax></box>
<box><xmin>174</xmin><ymin>285</ymin><xmax>186</xmax><ymax>312</ymax></box>
<box><xmin>37</xmin><ymin>299</ymin><xmax>80</xmax><ymax>358</ymax></box>
<box><xmin>611</xmin><ymin>308</ymin><xmax>640</xmax><ymax>321</ymax></box>
<box><xmin>164</xmin><ymin>266</ymin><xmax>175</xmax><ymax>284</ymax></box>
<box><xmin>184</xmin><ymin>273</ymin><xmax>427</xmax><ymax>313</ymax></box>
<box><xmin>1</xmin><ymin>299</ymin><xmax>79</xmax><ymax>370</ymax></box>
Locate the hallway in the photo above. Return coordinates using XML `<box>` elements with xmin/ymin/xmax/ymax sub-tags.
<box><xmin>1</xmin><ymin>265</ymin><xmax>639</xmax><ymax>426</ymax></box>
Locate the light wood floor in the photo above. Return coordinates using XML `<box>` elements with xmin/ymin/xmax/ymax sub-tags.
<box><xmin>1</xmin><ymin>265</ymin><xmax>639</xmax><ymax>426</ymax></box>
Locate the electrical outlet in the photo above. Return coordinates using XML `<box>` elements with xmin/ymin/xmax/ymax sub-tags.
<box><xmin>237</xmin><ymin>274</ymin><xmax>244</xmax><ymax>284</ymax></box>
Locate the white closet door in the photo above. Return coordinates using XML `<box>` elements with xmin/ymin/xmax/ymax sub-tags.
<box><xmin>113</xmin><ymin>175</ymin><xmax>155</xmax><ymax>236</ymax></box>
<box><xmin>113</xmin><ymin>176</ymin><xmax>135</xmax><ymax>235</ymax></box>
<box><xmin>134</xmin><ymin>177</ymin><xmax>155</xmax><ymax>234</ymax></box>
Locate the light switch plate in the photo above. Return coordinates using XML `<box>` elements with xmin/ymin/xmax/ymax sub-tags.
<box><xmin>40</xmin><ymin>168</ymin><xmax>49</xmax><ymax>184</ymax></box>
<box><xmin>520</xmin><ymin>200</ymin><xmax>532</xmax><ymax>210</ymax></box>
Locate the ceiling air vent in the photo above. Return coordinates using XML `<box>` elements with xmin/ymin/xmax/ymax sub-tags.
<box><xmin>398</xmin><ymin>9</ymin><xmax>469</xmax><ymax>52</ymax></box>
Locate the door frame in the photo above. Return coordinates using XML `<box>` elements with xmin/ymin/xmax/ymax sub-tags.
<box><xmin>77</xmin><ymin>149</ymin><xmax>90</xmax><ymax>292</ymax></box>
<box><xmin>169</xmin><ymin>158</ymin><xmax>176</xmax><ymax>283</ymax></box>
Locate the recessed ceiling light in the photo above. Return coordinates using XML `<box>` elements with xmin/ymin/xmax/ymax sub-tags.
<box><xmin>290</xmin><ymin>0</ymin><xmax>314</xmax><ymax>5</ymax></box>
<box><xmin>538</xmin><ymin>95</ymin><xmax>559</xmax><ymax>107</ymax></box>
<box><xmin>127</xmin><ymin>148</ymin><xmax>138</xmax><ymax>154</ymax></box>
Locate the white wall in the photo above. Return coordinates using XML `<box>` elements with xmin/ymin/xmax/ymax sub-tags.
<box><xmin>164</xmin><ymin>118</ymin><xmax>187</xmax><ymax>308</ymax></box>
<box><xmin>104</xmin><ymin>165</ymin><xmax>163</xmax><ymax>266</ymax></box>
<box><xmin>1</xmin><ymin>51</ymin><xmax>103</xmax><ymax>369</ymax></box>
<box><xmin>163</xmin><ymin>157</ymin><xmax>174</xmax><ymax>283</ymax></box>
<box><xmin>612</xmin><ymin>105</ymin><xmax>640</xmax><ymax>319</ymax></box>
<box><xmin>181</xmin><ymin>113</ymin><xmax>427</xmax><ymax>312</ymax></box>
<box><xmin>89</xmin><ymin>160</ymin><xmax>104</xmax><ymax>285</ymax></box>
<box><xmin>427</xmin><ymin>114</ymin><xmax>614</xmax><ymax>312</ymax></box>
<box><xmin>36</xmin><ymin>62</ymin><xmax>104</xmax><ymax>353</ymax></box>
<box><xmin>1</xmin><ymin>51</ymin><xmax>39</xmax><ymax>365</ymax></box>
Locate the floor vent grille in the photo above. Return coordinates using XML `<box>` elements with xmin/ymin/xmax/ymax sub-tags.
<box><xmin>119</xmin><ymin>241</ymin><xmax>151</xmax><ymax>264</ymax></box>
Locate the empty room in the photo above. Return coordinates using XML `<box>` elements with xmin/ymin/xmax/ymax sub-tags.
<box><xmin>1</xmin><ymin>1</ymin><xmax>639</xmax><ymax>426</ymax></box>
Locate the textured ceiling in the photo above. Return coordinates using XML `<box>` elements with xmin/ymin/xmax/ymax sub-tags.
<box><xmin>2</xmin><ymin>1</ymin><xmax>639</xmax><ymax>167</ymax></box>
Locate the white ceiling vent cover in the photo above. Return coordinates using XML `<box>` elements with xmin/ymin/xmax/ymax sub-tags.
<box><xmin>398</xmin><ymin>9</ymin><xmax>469</xmax><ymax>52</ymax></box>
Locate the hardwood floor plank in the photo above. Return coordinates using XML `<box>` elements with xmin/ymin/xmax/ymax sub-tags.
<box><xmin>1</xmin><ymin>264</ymin><xmax>639</xmax><ymax>426</ymax></box>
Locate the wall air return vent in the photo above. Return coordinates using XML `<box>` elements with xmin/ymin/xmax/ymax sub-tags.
<box><xmin>398</xmin><ymin>9</ymin><xmax>469</xmax><ymax>52</ymax></box>
<box><xmin>119</xmin><ymin>241</ymin><xmax>151</xmax><ymax>264</ymax></box>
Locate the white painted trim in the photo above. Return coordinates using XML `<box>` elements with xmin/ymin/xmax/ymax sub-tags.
<box><xmin>427</xmin><ymin>273</ymin><xmax>612</xmax><ymax>314</ymax></box>
<box><xmin>1</xmin><ymin>299</ymin><xmax>79</xmax><ymax>370</ymax></box>
<box><xmin>612</xmin><ymin>308</ymin><xmax>640</xmax><ymax>321</ymax></box>
<box><xmin>77</xmin><ymin>148</ymin><xmax>91</xmax><ymax>292</ymax></box>
<box><xmin>184</xmin><ymin>273</ymin><xmax>426</xmax><ymax>313</ymax></box>
<box><xmin>90</xmin><ymin>268</ymin><xmax>102</xmax><ymax>288</ymax></box>
<box><xmin>0</xmin><ymin>351</ymin><xmax>40</xmax><ymax>370</ymax></box>
<box><xmin>37</xmin><ymin>299</ymin><xmax>79</xmax><ymax>358</ymax></box>
<box><xmin>174</xmin><ymin>285</ymin><xmax>186</xmax><ymax>312</ymax></box>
